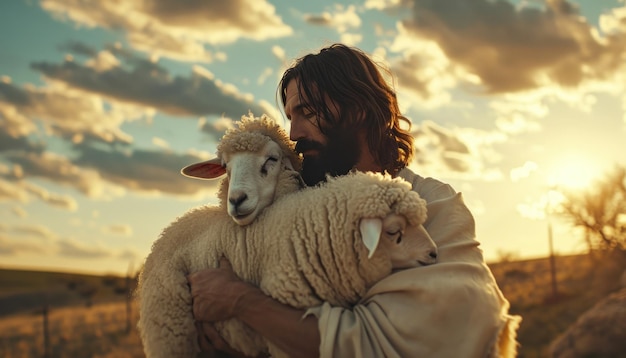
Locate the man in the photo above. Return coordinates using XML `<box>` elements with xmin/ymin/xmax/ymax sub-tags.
<box><xmin>187</xmin><ymin>44</ymin><xmax>520</xmax><ymax>357</ymax></box>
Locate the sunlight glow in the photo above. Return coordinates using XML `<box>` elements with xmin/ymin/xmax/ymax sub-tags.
<box><xmin>546</xmin><ymin>153</ymin><xmax>602</xmax><ymax>189</ymax></box>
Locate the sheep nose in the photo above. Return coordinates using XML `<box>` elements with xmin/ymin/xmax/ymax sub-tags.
<box><xmin>229</xmin><ymin>193</ymin><xmax>248</xmax><ymax>209</ymax></box>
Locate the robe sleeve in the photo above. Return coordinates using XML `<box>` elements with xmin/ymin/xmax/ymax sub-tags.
<box><xmin>304</xmin><ymin>172</ymin><xmax>521</xmax><ymax>358</ymax></box>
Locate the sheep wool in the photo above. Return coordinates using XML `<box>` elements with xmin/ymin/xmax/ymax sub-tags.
<box><xmin>138</xmin><ymin>112</ymin><xmax>304</xmax><ymax>358</ymax></box>
<box><xmin>137</xmin><ymin>170</ymin><xmax>430</xmax><ymax>358</ymax></box>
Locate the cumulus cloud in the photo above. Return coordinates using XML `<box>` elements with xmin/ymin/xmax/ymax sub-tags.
<box><xmin>56</xmin><ymin>238</ymin><xmax>114</xmax><ymax>258</ymax></box>
<box><xmin>395</xmin><ymin>0</ymin><xmax>626</xmax><ymax>94</ymax></box>
<box><xmin>6</xmin><ymin>151</ymin><xmax>109</xmax><ymax>198</ymax></box>
<box><xmin>151</xmin><ymin>137</ymin><xmax>170</xmax><ymax>150</ymax></box>
<box><xmin>0</xmin><ymin>178</ymin><xmax>29</xmax><ymax>202</ymax></box>
<box><xmin>12</xmin><ymin>206</ymin><xmax>27</xmax><ymax>218</ymax></box>
<box><xmin>272</xmin><ymin>46</ymin><xmax>286</xmax><ymax>63</ymax></box>
<box><xmin>385</xmin><ymin>28</ymin><xmax>458</xmax><ymax>108</ymax></box>
<box><xmin>30</xmin><ymin>48</ymin><xmax>266</xmax><ymax>119</ymax></box>
<box><xmin>40</xmin><ymin>0</ymin><xmax>292</xmax><ymax>62</ymax></box>
<box><xmin>301</xmin><ymin>5</ymin><xmax>363</xmax><ymax>45</ymax></box>
<box><xmin>103</xmin><ymin>224</ymin><xmax>133</xmax><ymax>236</ymax></box>
<box><xmin>23</xmin><ymin>182</ymin><xmax>78</xmax><ymax>211</ymax></box>
<box><xmin>510</xmin><ymin>161</ymin><xmax>539</xmax><ymax>182</ymax></box>
<box><xmin>0</xmin><ymin>176</ymin><xmax>77</xmax><ymax>211</ymax></box>
<box><xmin>0</xmin><ymin>235</ymin><xmax>47</xmax><ymax>255</ymax></box>
<box><xmin>3</xmin><ymin>141</ymin><xmax>217</xmax><ymax>202</ymax></box>
<box><xmin>72</xmin><ymin>143</ymin><xmax>219</xmax><ymax>196</ymax></box>
<box><xmin>304</xmin><ymin>5</ymin><xmax>362</xmax><ymax>33</ymax></box>
<box><xmin>1</xmin><ymin>78</ymin><xmax>135</xmax><ymax>146</ymax></box>
<box><xmin>412</xmin><ymin>120</ymin><xmax>506</xmax><ymax>180</ymax></box>
<box><xmin>490</xmin><ymin>97</ymin><xmax>547</xmax><ymax>134</ymax></box>
<box><xmin>10</xmin><ymin>224</ymin><xmax>57</xmax><ymax>240</ymax></box>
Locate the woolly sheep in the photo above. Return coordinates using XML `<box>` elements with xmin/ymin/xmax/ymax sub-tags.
<box><xmin>137</xmin><ymin>171</ymin><xmax>436</xmax><ymax>358</ymax></box>
<box><xmin>180</xmin><ymin>112</ymin><xmax>304</xmax><ymax>225</ymax></box>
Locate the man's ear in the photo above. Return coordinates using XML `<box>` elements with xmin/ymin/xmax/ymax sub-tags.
<box><xmin>181</xmin><ymin>157</ymin><xmax>225</xmax><ymax>179</ymax></box>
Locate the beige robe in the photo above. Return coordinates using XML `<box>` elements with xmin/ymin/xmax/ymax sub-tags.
<box><xmin>304</xmin><ymin>168</ymin><xmax>521</xmax><ymax>358</ymax></box>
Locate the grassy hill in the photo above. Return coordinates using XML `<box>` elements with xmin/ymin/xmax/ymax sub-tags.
<box><xmin>0</xmin><ymin>268</ymin><xmax>134</xmax><ymax>317</ymax></box>
<box><xmin>0</xmin><ymin>253</ymin><xmax>623</xmax><ymax>357</ymax></box>
<box><xmin>488</xmin><ymin>253</ymin><xmax>624</xmax><ymax>357</ymax></box>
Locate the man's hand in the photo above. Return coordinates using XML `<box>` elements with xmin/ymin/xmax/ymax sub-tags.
<box><xmin>196</xmin><ymin>321</ymin><xmax>261</xmax><ymax>358</ymax></box>
<box><xmin>188</xmin><ymin>257</ymin><xmax>319</xmax><ymax>358</ymax></box>
<box><xmin>187</xmin><ymin>257</ymin><xmax>254</xmax><ymax>322</ymax></box>
<box><xmin>188</xmin><ymin>257</ymin><xmax>262</xmax><ymax>357</ymax></box>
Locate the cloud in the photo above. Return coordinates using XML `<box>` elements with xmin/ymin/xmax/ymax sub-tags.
<box><xmin>1</xmin><ymin>78</ymin><xmax>135</xmax><ymax>145</ymax></box>
<box><xmin>490</xmin><ymin>97</ymin><xmax>546</xmax><ymax>134</ymax></box>
<box><xmin>10</xmin><ymin>224</ymin><xmax>57</xmax><ymax>240</ymax></box>
<box><xmin>0</xmin><ymin>235</ymin><xmax>47</xmax><ymax>255</ymax></box>
<box><xmin>56</xmin><ymin>238</ymin><xmax>113</xmax><ymax>258</ymax></box>
<box><xmin>411</xmin><ymin>120</ymin><xmax>506</xmax><ymax>180</ymax></box>
<box><xmin>0</xmin><ymin>234</ymin><xmax>131</xmax><ymax>260</ymax></box>
<box><xmin>23</xmin><ymin>182</ymin><xmax>78</xmax><ymax>211</ymax></box>
<box><xmin>3</xmin><ymin>132</ymin><xmax>217</xmax><ymax>199</ymax></box>
<box><xmin>72</xmin><ymin>143</ymin><xmax>219</xmax><ymax>196</ymax></box>
<box><xmin>12</xmin><ymin>206</ymin><xmax>27</xmax><ymax>218</ymax></box>
<box><xmin>31</xmin><ymin>50</ymin><xmax>266</xmax><ymax>119</ymax></box>
<box><xmin>40</xmin><ymin>0</ymin><xmax>292</xmax><ymax>62</ymax></box>
<box><xmin>103</xmin><ymin>224</ymin><xmax>133</xmax><ymax>236</ymax></box>
<box><xmin>5</xmin><ymin>151</ymin><xmax>109</xmax><ymax>198</ymax></box>
<box><xmin>365</xmin><ymin>0</ymin><xmax>402</xmax><ymax>10</ymax></box>
<box><xmin>0</xmin><ymin>176</ymin><xmax>77</xmax><ymax>211</ymax></box>
<box><xmin>395</xmin><ymin>0</ymin><xmax>626</xmax><ymax>94</ymax></box>
<box><xmin>304</xmin><ymin>5</ymin><xmax>362</xmax><ymax>33</ymax></box>
<box><xmin>510</xmin><ymin>161</ymin><xmax>539</xmax><ymax>182</ymax></box>
<box><xmin>385</xmin><ymin>29</ymin><xmax>457</xmax><ymax>108</ymax></box>
<box><xmin>0</xmin><ymin>178</ymin><xmax>29</xmax><ymax>202</ymax></box>
<box><xmin>272</xmin><ymin>46</ymin><xmax>286</xmax><ymax>63</ymax></box>
<box><xmin>151</xmin><ymin>137</ymin><xmax>170</xmax><ymax>150</ymax></box>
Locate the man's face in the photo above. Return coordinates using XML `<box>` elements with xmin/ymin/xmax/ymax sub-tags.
<box><xmin>284</xmin><ymin>80</ymin><xmax>360</xmax><ymax>186</ymax></box>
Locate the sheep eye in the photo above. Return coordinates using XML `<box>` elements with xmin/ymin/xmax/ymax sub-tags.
<box><xmin>386</xmin><ymin>230</ymin><xmax>403</xmax><ymax>244</ymax></box>
<box><xmin>261</xmin><ymin>156</ymin><xmax>278</xmax><ymax>175</ymax></box>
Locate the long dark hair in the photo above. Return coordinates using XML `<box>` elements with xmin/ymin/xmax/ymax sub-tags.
<box><xmin>278</xmin><ymin>43</ymin><xmax>414</xmax><ymax>175</ymax></box>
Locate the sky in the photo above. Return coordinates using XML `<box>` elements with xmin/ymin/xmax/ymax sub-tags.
<box><xmin>1</xmin><ymin>0</ymin><xmax>625</xmax><ymax>276</ymax></box>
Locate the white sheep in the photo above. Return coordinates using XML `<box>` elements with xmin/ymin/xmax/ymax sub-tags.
<box><xmin>137</xmin><ymin>171</ymin><xmax>436</xmax><ymax>358</ymax></box>
<box><xmin>138</xmin><ymin>113</ymin><xmax>303</xmax><ymax>357</ymax></box>
<box><xmin>180</xmin><ymin>112</ymin><xmax>304</xmax><ymax>225</ymax></box>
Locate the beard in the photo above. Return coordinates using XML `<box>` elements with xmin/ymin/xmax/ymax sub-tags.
<box><xmin>296</xmin><ymin>129</ymin><xmax>360</xmax><ymax>186</ymax></box>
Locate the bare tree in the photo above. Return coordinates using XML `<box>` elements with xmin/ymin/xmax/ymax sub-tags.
<box><xmin>556</xmin><ymin>165</ymin><xmax>626</xmax><ymax>257</ymax></box>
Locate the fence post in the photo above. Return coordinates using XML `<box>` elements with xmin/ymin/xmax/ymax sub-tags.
<box><xmin>42</xmin><ymin>304</ymin><xmax>50</xmax><ymax>358</ymax></box>
<box><xmin>126</xmin><ymin>273</ymin><xmax>132</xmax><ymax>334</ymax></box>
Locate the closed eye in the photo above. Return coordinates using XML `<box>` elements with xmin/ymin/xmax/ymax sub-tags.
<box><xmin>260</xmin><ymin>156</ymin><xmax>278</xmax><ymax>175</ymax></box>
<box><xmin>386</xmin><ymin>230</ymin><xmax>403</xmax><ymax>244</ymax></box>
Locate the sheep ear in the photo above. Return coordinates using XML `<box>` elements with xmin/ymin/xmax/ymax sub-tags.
<box><xmin>282</xmin><ymin>156</ymin><xmax>306</xmax><ymax>187</ymax></box>
<box><xmin>360</xmin><ymin>218</ymin><xmax>382</xmax><ymax>259</ymax></box>
<box><xmin>181</xmin><ymin>158</ymin><xmax>225</xmax><ymax>179</ymax></box>
<box><xmin>281</xmin><ymin>156</ymin><xmax>295</xmax><ymax>171</ymax></box>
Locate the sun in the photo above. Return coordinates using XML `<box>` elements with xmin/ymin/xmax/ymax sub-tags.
<box><xmin>545</xmin><ymin>153</ymin><xmax>602</xmax><ymax>189</ymax></box>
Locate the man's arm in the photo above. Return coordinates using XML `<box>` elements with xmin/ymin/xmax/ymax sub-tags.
<box><xmin>188</xmin><ymin>258</ymin><xmax>320</xmax><ymax>358</ymax></box>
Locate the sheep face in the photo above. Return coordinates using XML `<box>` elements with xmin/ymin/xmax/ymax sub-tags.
<box><xmin>223</xmin><ymin>140</ymin><xmax>293</xmax><ymax>226</ymax></box>
<box><xmin>361</xmin><ymin>213</ymin><xmax>437</xmax><ymax>270</ymax></box>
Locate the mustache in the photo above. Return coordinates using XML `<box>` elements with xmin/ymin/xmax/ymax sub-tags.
<box><xmin>295</xmin><ymin>139</ymin><xmax>324</xmax><ymax>154</ymax></box>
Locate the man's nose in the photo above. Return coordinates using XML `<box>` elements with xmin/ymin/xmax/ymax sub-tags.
<box><xmin>289</xmin><ymin>122</ymin><xmax>304</xmax><ymax>142</ymax></box>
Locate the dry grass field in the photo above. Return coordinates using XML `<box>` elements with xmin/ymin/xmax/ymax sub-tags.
<box><xmin>0</xmin><ymin>253</ymin><xmax>623</xmax><ymax>357</ymax></box>
<box><xmin>0</xmin><ymin>301</ymin><xmax>143</xmax><ymax>358</ymax></box>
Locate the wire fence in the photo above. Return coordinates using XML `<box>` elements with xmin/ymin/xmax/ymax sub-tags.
<box><xmin>0</xmin><ymin>299</ymin><xmax>144</xmax><ymax>358</ymax></box>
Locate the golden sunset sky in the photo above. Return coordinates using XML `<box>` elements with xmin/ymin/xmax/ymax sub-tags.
<box><xmin>1</xmin><ymin>0</ymin><xmax>625</xmax><ymax>275</ymax></box>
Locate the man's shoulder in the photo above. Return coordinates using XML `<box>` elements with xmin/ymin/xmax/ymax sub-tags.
<box><xmin>397</xmin><ymin>168</ymin><xmax>457</xmax><ymax>202</ymax></box>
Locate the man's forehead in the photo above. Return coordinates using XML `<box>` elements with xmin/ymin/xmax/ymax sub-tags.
<box><xmin>285</xmin><ymin>83</ymin><xmax>312</xmax><ymax>115</ymax></box>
